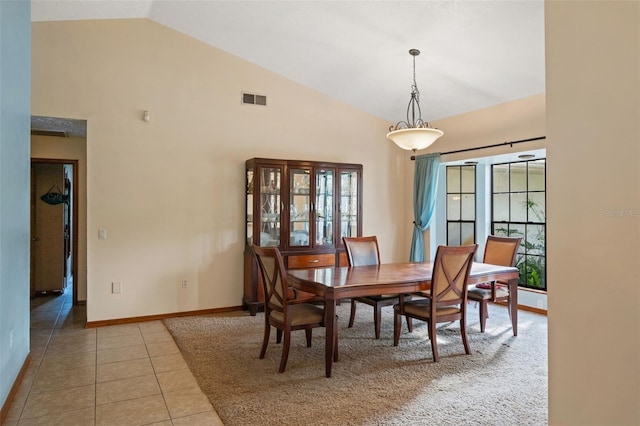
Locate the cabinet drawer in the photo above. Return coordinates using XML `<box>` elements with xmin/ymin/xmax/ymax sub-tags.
<box><xmin>287</xmin><ymin>254</ymin><xmax>335</xmax><ymax>269</ymax></box>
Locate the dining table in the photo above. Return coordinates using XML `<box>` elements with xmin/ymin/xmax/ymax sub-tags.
<box><xmin>287</xmin><ymin>261</ymin><xmax>520</xmax><ymax>377</ymax></box>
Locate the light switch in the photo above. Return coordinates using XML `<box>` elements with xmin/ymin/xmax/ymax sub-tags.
<box><xmin>112</xmin><ymin>282</ymin><xmax>121</xmax><ymax>294</ymax></box>
<box><xmin>98</xmin><ymin>228</ymin><xmax>107</xmax><ymax>240</ymax></box>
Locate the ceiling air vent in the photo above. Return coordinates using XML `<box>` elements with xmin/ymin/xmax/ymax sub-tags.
<box><xmin>242</xmin><ymin>92</ymin><xmax>267</xmax><ymax>106</ymax></box>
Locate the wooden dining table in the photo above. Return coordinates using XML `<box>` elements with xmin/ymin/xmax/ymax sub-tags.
<box><xmin>287</xmin><ymin>261</ymin><xmax>520</xmax><ymax>377</ymax></box>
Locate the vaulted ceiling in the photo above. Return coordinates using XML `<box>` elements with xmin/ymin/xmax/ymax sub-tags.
<box><xmin>31</xmin><ymin>0</ymin><xmax>545</xmax><ymax>131</ymax></box>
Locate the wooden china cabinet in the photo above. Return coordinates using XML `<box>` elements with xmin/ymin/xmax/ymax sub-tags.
<box><xmin>243</xmin><ymin>158</ymin><xmax>363</xmax><ymax>315</ymax></box>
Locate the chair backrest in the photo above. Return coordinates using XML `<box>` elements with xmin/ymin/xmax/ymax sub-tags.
<box><xmin>431</xmin><ymin>244</ymin><xmax>478</xmax><ymax>306</ymax></box>
<box><xmin>483</xmin><ymin>235</ymin><xmax>522</xmax><ymax>267</ymax></box>
<box><xmin>343</xmin><ymin>236</ymin><xmax>380</xmax><ymax>267</ymax></box>
<box><xmin>252</xmin><ymin>245</ymin><xmax>290</xmax><ymax>313</ymax></box>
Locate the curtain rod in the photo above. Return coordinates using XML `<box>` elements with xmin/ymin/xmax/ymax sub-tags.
<box><xmin>410</xmin><ymin>136</ymin><xmax>546</xmax><ymax>160</ymax></box>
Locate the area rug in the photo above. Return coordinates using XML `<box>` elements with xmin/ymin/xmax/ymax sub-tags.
<box><xmin>164</xmin><ymin>302</ymin><xmax>548</xmax><ymax>425</ymax></box>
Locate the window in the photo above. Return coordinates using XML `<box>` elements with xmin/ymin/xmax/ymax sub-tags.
<box><xmin>446</xmin><ymin>165</ymin><xmax>476</xmax><ymax>246</ymax></box>
<box><xmin>492</xmin><ymin>159</ymin><xmax>546</xmax><ymax>290</ymax></box>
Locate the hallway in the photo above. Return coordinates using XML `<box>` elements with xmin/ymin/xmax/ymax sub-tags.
<box><xmin>3</xmin><ymin>291</ymin><xmax>222</xmax><ymax>425</ymax></box>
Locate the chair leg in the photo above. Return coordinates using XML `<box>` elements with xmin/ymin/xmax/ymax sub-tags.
<box><xmin>333</xmin><ymin>315</ymin><xmax>339</xmax><ymax>362</ymax></box>
<box><xmin>460</xmin><ymin>316</ymin><xmax>471</xmax><ymax>355</ymax></box>
<box><xmin>374</xmin><ymin>305</ymin><xmax>382</xmax><ymax>339</ymax></box>
<box><xmin>305</xmin><ymin>328</ymin><xmax>312</xmax><ymax>348</ymax></box>
<box><xmin>348</xmin><ymin>299</ymin><xmax>357</xmax><ymax>328</ymax></box>
<box><xmin>403</xmin><ymin>295</ymin><xmax>413</xmax><ymax>332</ymax></box>
<box><xmin>393</xmin><ymin>309</ymin><xmax>401</xmax><ymax>346</ymax></box>
<box><xmin>479</xmin><ymin>300</ymin><xmax>487</xmax><ymax>333</ymax></box>
<box><xmin>428</xmin><ymin>319</ymin><xmax>439</xmax><ymax>362</ymax></box>
<box><xmin>259</xmin><ymin>321</ymin><xmax>271</xmax><ymax>359</ymax></box>
<box><xmin>278</xmin><ymin>330</ymin><xmax>291</xmax><ymax>373</ymax></box>
<box><xmin>276</xmin><ymin>329</ymin><xmax>283</xmax><ymax>344</ymax></box>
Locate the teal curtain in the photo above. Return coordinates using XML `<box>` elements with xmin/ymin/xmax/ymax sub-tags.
<box><xmin>410</xmin><ymin>153</ymin><xmax>441</xmax><ymax>262</ymax></box>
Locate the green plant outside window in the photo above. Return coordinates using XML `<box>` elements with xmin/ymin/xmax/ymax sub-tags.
<box><xmin>492</xmin><ymin>160</ymin><xmax>546</xmax><ymax>290</ymax></box>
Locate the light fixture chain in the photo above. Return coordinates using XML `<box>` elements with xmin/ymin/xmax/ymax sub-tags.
<box><xmin>412</xmin><ymin>53</ymin><xmax>420</xmax><ymax>105</ymax></box>
<box><xmin>408</xmin><ymin>52</ymin><xmax>422</xmax><ymax>127</ymax></box>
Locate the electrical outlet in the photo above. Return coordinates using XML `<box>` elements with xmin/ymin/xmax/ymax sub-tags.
<box><xmin>182</xmin><ymin>280</ymin><xmax>188</xmax><ymax>288</ymax></box>
<box><xmin>98</xmin><ymin>228</ymin><xmax>107</xmax><ymax>239</ymax></box>
<box><xmin>537</xmin><ymin>300</ymin><xmax>544</xmax><ymax>309</ymax></box>
<box><xmin>9</xmin><ymin>330</ymin><xmax>13</xmax><ymax>349</ymax></box>
<box><xmin>112</xmin><ymin>281</ymin><xmax>122</xmax><ymax>294</ymax></box>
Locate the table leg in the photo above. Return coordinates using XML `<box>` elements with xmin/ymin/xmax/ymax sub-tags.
<box><xmin>325</xmin><ymin>299</ymin><xmax>336</xmax><ymax>378</ymax></box>
<box><xmin>509</xmin><ymin>278</ymin><xmax>518</xmax><ymax>336</ymax></box>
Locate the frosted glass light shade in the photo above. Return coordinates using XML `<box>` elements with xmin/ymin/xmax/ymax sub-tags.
<box><xmin>386</xmin><ymin>127</ymin><xmax>444</xmax><ymax>151</ymax></box>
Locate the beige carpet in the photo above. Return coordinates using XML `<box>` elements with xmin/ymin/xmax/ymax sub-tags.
<box><xmin>164</xmin><ymin>302</ymin><xmax>548</xmax><ymax>425</ymax></box>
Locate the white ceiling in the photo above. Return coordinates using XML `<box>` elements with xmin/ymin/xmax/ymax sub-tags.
<box><xmin>31</xmin><ymin>0</ymin><xmax>545</xmax><ymax>128</ymax></box>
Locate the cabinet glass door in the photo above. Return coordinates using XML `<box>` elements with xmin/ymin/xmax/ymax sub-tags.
<box><xmin>246</xmin><ymin>168</ymin><xmax>254</xmax><ymax>245</ymax></box>
<box><xmin>289</xmin><ymin>168</ymin><xmax>311</xmax><ymax>247</ymax></box>
<box><xmin>315</xmin><ymin>168</ymin><xmax>334</xmax><ymax>246</ymax></box>
<box><xmin>340</xmin><ymin>170</ymin><xmax>359</xmax><ymax>238</ymax></box>
<box><xmin>258</xmin><ymin>166</ymin><xmax>281</xmax><ymax>246</ymax></box>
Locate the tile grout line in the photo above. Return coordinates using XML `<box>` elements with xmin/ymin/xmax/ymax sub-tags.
<box><xmin>143</xmin><ymin>322</ymin><xmax>209</xmax><ymax>423</ymax></box>
<box><xmin>141</xmin><ymin>323</ymin><xmax>173</xmax><ymax>423</ymax></box>
<box><xmin>17</xmin><ymin>303</ymin><xmax>217</xmax><ymax>425</ymax></box>
<box><xmin>18</xmin><ymin>294</ymin><xmax>71</xmax><ymax>423</ymax></box>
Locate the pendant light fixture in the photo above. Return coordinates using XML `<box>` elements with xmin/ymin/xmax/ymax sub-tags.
<box><xmin>387</xmin><ymin>49</ymin><xmax>444</xmax><ymax>152</ymax></box>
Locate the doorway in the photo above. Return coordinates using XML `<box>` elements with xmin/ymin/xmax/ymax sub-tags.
<box><xmin>30</xmin><ymin>159</ymin><xmax>79</xmax><ymax>305</ymax></box>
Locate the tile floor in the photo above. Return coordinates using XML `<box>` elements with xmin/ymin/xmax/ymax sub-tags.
<box><xmin>3</xmin><ymin>290</ymin><xmax>224</xmax><ymax>425</ymax></box>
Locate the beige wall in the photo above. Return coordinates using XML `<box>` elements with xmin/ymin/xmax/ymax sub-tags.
<box><xmin>31</xmin><ymin>19</ymin><xmax>548</xmax><ymax>320</ymax></box>
<box><xmin>32</xmin><ymin>19</ymin><xmax>409</xmax><ymax>322</ymax></box>
<box><xmin>546</xmin><ymin>1</ymin><xmax>639</xmax><ymax>425</ymax></box>
<box><xmin>430</xmin><ymin>94</ymin><xmax>546</xmax><ymax>162</ymax></box>
<box><xmin>31</xmin><ymin>136</ymin><xmax>88</xmax><ymax>301</ymax></box>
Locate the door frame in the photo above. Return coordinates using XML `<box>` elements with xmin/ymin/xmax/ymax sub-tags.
<box><xmin>31</xmin><ymin>158</ymin><xmax>79</xmax><ymax>305</ymax></box>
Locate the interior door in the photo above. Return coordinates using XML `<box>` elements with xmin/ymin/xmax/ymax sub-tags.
<box><xmin>31</xmin><ymin>163</ymin><xmax>66</xmax><ymax>294</ymax></box>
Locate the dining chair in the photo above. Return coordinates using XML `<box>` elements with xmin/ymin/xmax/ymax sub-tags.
<box><xmin>468</xmin><ymin>235</ymin><xmax>522</xmax><ymax>332</ymax></box>
<box><xmin>393</xmin><ymin>244</ymin><xmax>477</xmax><ymax>362</ymax></box>
<box><xmin>343</xmin><ymin>236</ymin><xmax>412</xmax><ymax>339</ymax></box>
<box><xmin>252</xmin><ymin>245</ymin><xmax>337</xmax><ymax>373</ymax></box>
